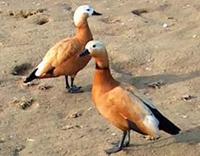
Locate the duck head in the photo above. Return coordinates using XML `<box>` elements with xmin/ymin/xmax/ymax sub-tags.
<box><xmin>80</xmin><ymin>40</ymin><xmax>109</xmax><ymax>68</ymax></box>
<box><xmin>73</xmin><ymin>5</ymin><xmax>102</xmax><ymax>27</ymax></box>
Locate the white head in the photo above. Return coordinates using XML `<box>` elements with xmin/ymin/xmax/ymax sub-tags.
<box><xmin>79</xmin><ymin>40</ymin><xmax>110</xmax><ymax>69</ymax></box>
<box><xmin>80</xmin><ymin>40</ymin><xmax>109</xmax><ymax>68</ymax></box>
<box><xmin>73</xmin><ymin>5</ymin><xmax>102</xmax><ymax>27</ymax></box>
<box><xmin>80</xmin><ymin>40</ymin><xmax>107</xmax><ymax>57</ymax></box>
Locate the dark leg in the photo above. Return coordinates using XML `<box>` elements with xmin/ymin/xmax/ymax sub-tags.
<box><xmin>68</xmin><ymin>76</ymin><xmax>83</xmax><ymax>93</ymax></box>
<box><xmin>105</xmin><ymin>131</ymin><xmax>127</xmax><ymax>155</ymax></box>
<box><xmin>123</xmin><ymin>130</ymin><xmax>130</xmax><ymax>147</ymax></box>
<box><xmin>65</xmin><ymin>76</ymin><xmax>70</xmax><ymax>89</ymax></box>
<box><xmin>70</xmin><ymin>77</ymin><xmax>75</xmax><ymax>87</ymax></box>
<box><xmin>111</xmin><ymin>130</ymin><xmax>131</xmax><ymax>147</ymax></box>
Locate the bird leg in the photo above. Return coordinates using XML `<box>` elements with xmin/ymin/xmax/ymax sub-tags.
<box><xmin>111</xmin><ymin>130</ymin><xmax>130</xmax><ymax>147</ymax></box>
<box><xmin>65</xmin><ymin>76</ymin><xmax>70</xmax><ymax>89</ymax></box>
<box><xmin>123</xmin><ymin>130</ymin><xmax>130</xmax><ymax>147</ymax></box>
<box><xmin>68</xmin><ymin>76</ymin><xmax>83</xmax><ymax>93</ymax></box>
<box><xmin>105</xmin><ymin>131</ymin><xmax>128</xmax><ymax>155</ymax></box>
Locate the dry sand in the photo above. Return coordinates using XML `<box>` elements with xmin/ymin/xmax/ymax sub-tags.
<box><xmin>0</xmin><ymin>0</ymin><xmax>200</xmax><ymax>156</ymax></box>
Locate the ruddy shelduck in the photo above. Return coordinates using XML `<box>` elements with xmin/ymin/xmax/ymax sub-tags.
<box><xmin>24</xmin><ymin>5</ymin><xmax>102</xmax><ymax>93</ymax></box>
<box><xmin>80</xmin><ymin>40</ymin><xmax>181</xmax><ymax>154</ymax></box>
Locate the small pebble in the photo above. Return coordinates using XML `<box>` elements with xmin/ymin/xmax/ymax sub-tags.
<box><xmin>186</xmin><ymin>4</ymin><xmax>190</xmax><ymax>7</ymax></box>
<box><xmin>2</xmin><ymin>70</ymin><xmax>7</xmax><ymax>74</ymax></box>
<box><xmin>163</xmin><ymin>23</ymin><xmax>168</xmax><ymax>28</ymax></box>
<box><xmin>19</xmin><ymin>97</ymin><xmax>33</xmax><ymax>109</ymax></box>
<box><xmin>26</xmin><ymin>138</ymin><xmax>35</xmax><ymax>142</ymax></box>
<box><xmin>182</xmin><ymin>115</ymin><xmax>188</xmax><ymax>119</ymax></box>
<box><xmin>69</xmin><ymin>111</ymin><xmax>82</xmax><ymax>118</ymax></box>
<box><xmin>38</xmin><ymin>84</ymin><xmax>52</xmax><ymax>90</ymax></box>
<box><xmin>147</xmin><ymin>80</ymin><xmax>165</xmax><ymax>89</ymax></box>
<box><xmin>61</xmin><ymin>124</ymin><xmax>82</xmax><ymax>130</ymax></box>
<box><xmin>87</xmin><ymin>107</ymin><xmax>92</xmax><ymax>111</ymax></box>
<box><xmin>181</xmin><ymin>95</ymin><xmax>196</xmax><ymax>101</ymax></box>
<box><xmin>168</xmin><ymin>16</ymin><xmax>174</xmax><ymax>19</ymax></box>
<box><xmin>131</xmin><ymin>9</ymin><xmax>148</xmax><ymax>16</ymax></box>
<box><xmin>61</xmin><ymin>125</ymin><xmax>74</xmax><ymax>130</ymax></box>
<box><xmin>8</xmin><ymin>10</ymin><xmax>14</xmax><ymax>16</ymax></box>
<box><xmin>145</xmin><ymin>67</ymin><xmax>152</xmax><ymax>71</ymax></box>
<box><xmin>147</xmin><ymin>58</ymin><xmax>154</xmax><ymax>63</ymax></box>
<box><xmin>111</xmin><ymin>133</ymin><xmax>116</xmax><ymax>136</ymax></box>
<box><xmin>0</xmin><ymin>137</ymin><xmax>5</xmax><ymax>143</ymax></box>
<box><xmin>75</xmin><ymin>125</ymin><xmax>83</xmax><ymax>129</ymax></box>
<box><xmin>111</xmin><ymin>19</ymin><xmax>121</xmax><ymax>23</ymax></box>
<box><xmin>1</xmin><ymin>1</ymin><xmax>7</xmax><ymax>5</ymax></box>
<box><xmin>192</xmin><ymin>34</ymin><xmax>197</xmax><ymax>38</ymax></box>
<box><xmin>10</xmin><ymin>97</ymin><xmax>34</xmax><ymax>109</ymax></box>
<box><xmin>15</xmin><ymin>145</ymin><xmax>25</xmax><ymax>152</ymax></box>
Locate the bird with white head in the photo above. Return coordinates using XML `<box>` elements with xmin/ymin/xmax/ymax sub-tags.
<box><xmin>80</xmin><ymin>40</ymin><xmax>181</xmax><ymax>154</ymax></box>
<box><xmin>24</xmin><ymin>5</ymin><xmax>102</xmax><ymax>93</ymax></box>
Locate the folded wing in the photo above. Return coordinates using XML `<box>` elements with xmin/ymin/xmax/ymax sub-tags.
<box><xmin>36</xmin><ymin>38</ymin><xmax>81</xmax><ymax>77</ymax></box>
<box><xmin>122</xmin><ymin>83</ymin><xmax>181</xmax><ymax>135</ymax></box>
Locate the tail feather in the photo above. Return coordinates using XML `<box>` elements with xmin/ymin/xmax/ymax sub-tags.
<box><xmin>24</xmin><ymin>68</ymin><xmax>38</xmax><ymax>83</ymax></box>
<box><xmin>145</xmin><ymin>104</ymin><xmax>181</xmax><ymax>135</ymax></box>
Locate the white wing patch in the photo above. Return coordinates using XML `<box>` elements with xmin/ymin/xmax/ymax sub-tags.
<box><xmin>35</xmin><ymin>60</ymin><xmax>46</xmax><ymax>76</ymax></box>
<box><xmin>143</xmin><ymin>115</ymin><xmax>159</xmax><ymax>135</ymax></box>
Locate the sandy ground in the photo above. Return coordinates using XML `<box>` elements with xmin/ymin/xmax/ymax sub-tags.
<box><xmin>0</xmin><ymin>0</ymin><xmax>200</xmax><ymax>156</ymax></box>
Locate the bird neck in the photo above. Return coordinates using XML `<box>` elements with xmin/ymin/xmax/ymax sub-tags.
<box><xmin>75</xmin><ymin>21</ymin><xmax>93</xmax><ymax>45</ymax></box>
<box><xmin>93</xmin><ymin>64</ymin><xmax>119</xmax><ymax>94</ymax></box>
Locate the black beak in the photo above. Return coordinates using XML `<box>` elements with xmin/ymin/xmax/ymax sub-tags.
<box><xmin>79</xmin><ymin>49</ymin><xmax>90</xmax><ymax>57</ymax></box>
<box><xmin>92</xmin><ymin>10</ymin><xmax>102</xmax><ymax>16</ymax></box>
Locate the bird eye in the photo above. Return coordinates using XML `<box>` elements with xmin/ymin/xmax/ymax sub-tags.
<box><xmin>86</xmin><ymin>8</ymin><xmax>90</xmax><ymax>11</ymax></box>
<box><xmin>92</xmin><ymin>45</ymin><xmax>96</xmax><ymax>48</ymax></box>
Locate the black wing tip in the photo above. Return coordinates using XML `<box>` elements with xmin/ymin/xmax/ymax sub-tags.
<box><xmin>159</xmin><ymin>121</ymin><xmax>181</xmax><ymax>135</ymax></box>
<box><xmin>23</xmin><ymin>78</ymin><xmax>29</xmax><ymax>83</ymax></box>
<box><xmin>23</xmin><ymin>77</ymin><xmax>33</xmax><ymax>83</ymax></box>
<box><xmin>23</xmin><ymin>68</ymin><xmax>38</xmax><ymax>83</ymax></box>
<box><xmin>144</xmin><ymin>103</ymin><xmax>181</xmax><ymax>135</ymax></box>
<box><xmin>169</xmin><ymin>127</ymin><xmax>181</xmax><ymax>135</ymax></box>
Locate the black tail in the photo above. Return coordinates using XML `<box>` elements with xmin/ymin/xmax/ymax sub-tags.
<box><xmin>145</xmin><ymin>104</ymin><xmax>181</xmax><ymax>135</ymax></box>
<box><xmin>24</xmin><ymin>68</ymin><xmax>38</xmax><ymax>83</ymax></box>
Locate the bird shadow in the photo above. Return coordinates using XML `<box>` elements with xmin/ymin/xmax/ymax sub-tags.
<box><xmin>113</xmin><ymin>68</ymin><xmax>200</xmax><ymax>89</ymax></box>
<box><xmin>82</xmin><ymin>84</ymin><xmax>92</xmax><ymax>92</ymax></box>
<box><xmin>125</xmin><ymin>126</ymin><xmax>200</xmax><ymax>152</ymax></box>
<box><xmin>81</xmin><ymin>70</ymin><xmax>200</xmax><ymax>92</ymax></box>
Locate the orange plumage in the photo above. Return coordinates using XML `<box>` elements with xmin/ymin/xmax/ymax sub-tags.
<box><xmin>24</xmin><ymin>5</ymin><xmax>102</xmax><ymax>93</ymax></box>
<box><xmin>80</xmin><ymin>40</ymin><xmax>181</xmax><ymax>154</ymax></box>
